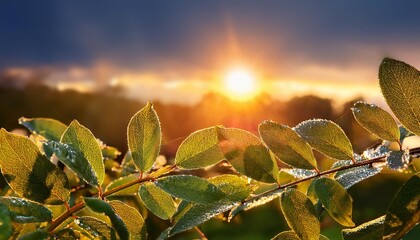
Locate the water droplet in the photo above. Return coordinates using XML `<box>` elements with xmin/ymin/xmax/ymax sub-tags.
<box><xmin>283</xmin><ymin>168</ymin><xmax>317</xmax><ymax>178</ymax></box>
<box><xmin>386</xmin><ymin>150</ymin><xmax>410</xmax><ymax>171</ymax></box>
<box><xmin>335</xmin><ymin>166</ymin><xmax>381</xmax><ymax>189</ymax></box>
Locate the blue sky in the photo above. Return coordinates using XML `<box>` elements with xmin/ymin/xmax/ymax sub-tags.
<box><xmin>1</xmin><ymin>1</ymin><xmax>419</xmax><ymax>103</ymax></box>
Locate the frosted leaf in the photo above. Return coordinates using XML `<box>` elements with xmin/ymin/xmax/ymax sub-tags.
<box><xmin>335</xmin><ymin>166</ymin><xmax>382</xmax><ymax>189</ymax></box>
<box><xmin>386</xmin><ymin>150</ymin><xmax>410</xmax><ymax>171</ymax></box>
<box><xmin>282</xmin><ymin>168</ymin><xmax>317</xmax><ymax>179</ymax></box>
<box><xmin>228</xmin><ymin>188</ymin><xmax>283</xmax><ymax>221</ymax></box>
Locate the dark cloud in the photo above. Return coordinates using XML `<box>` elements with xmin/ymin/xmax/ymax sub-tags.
<box><xmin>1</xmin><ymin>1</ymin><xmax>419</xmax><ymax>73</ymax></box>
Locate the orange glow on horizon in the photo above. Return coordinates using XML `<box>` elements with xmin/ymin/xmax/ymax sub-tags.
<box><xmin>222</xmin><ymin>67</ymin><xmax>260</xmax><ymax>101</ymax></box>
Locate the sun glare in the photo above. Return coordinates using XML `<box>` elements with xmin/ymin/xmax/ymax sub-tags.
<box><xmin>224</xmin><ymin>67</ymin><xmax>258</xmax><ymax>101</ymax></box>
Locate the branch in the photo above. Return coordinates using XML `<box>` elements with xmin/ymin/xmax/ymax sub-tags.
<box><xmin>48</xmin><ymin>172</ymin><xmax>165</xmax><ymax>233</ymax></box>
<box><xmin>239</xmin><ymin>148</ymin><xmax>420</xmax><ymax>209</ymax></box>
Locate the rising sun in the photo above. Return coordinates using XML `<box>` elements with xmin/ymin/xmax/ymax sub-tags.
<box><xmin>224</xmin><ymin>67</ymin><xmax>258</xmax><ymax>101</ymax></box>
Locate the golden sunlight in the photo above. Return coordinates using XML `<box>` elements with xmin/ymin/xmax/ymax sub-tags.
<box><xmin>224</xmin><ymin>67</ymin><xmax>258</xmax><ymax>101</ymax></box>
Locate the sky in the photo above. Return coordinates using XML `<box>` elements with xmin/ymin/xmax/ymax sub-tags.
<box><xmin>1</xmin><ymin>1</ymin><xmax>419</xmax><ymax>104</ymax></box>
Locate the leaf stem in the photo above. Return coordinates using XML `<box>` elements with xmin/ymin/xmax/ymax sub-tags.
<box><xmin>48</xmin><ymin>167</ymin><xmax>173</xmax><ymax>233</ymax></box>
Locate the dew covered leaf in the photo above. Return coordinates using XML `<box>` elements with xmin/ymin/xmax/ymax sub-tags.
<box><xmin>175</xmin><ymin>127</ymin><xmax>224</xmax><ymax>169</ymax></box>
<box><xmin>155</xmin><ymin>175</ymin><xmax>226</xmax><ymax>204</ymax></box>
<box><xmin>280</xmin><ymin>189</ymin><xmax>320</xmax><ymax>240</ymax></box>
<box><xmin>259</xmin><ymin>120</ymin><xmax>318</xmax><ymax>170</ymax></box>
<box><xmin>229</xmin><ymin>188</ymin><xmax>283</xmax><ymax>221</ymax></box>
<box><xmin>0</xmin><ymin>129</ymin><xmax>70</xmax><ymax>204</ymax></box>
<box><xmin>379</xmin><ymin>58</ymin><xmax>420</xmax><ymax>136</ymax></box>
<box><xmin>169</xmin><ymin>201</ymin><xmax>237</xmax><ymax>237</ymax></box>
<box><xmin>0</xmin><ymin>197</ymin><xmax>52</xmax><ymax>223</ymax></box>
<box><xmin>61</xmin><ymin>120</ymin><xmax>105</xmax><ymax>186</ymax></box>
<box><xmin>0</xmin><ymin>203</ymin><xmax>13</xmax><ymax>240</ymax></box>
<box><xmin>315</xmin><ymin>178</ymin><xmax>355</xmax><ymax>227</ymax></box>
<box><xmin>19</xmin><ymin>117</ymin><xmax>67</xmax><ymax>141</ymax></box>
<box><xmin>386</xmin><ymin>150</ymin><xmax>410</xmax><ymax>171</ymax></box>
<box><xmin>127</xmin><ymin>102</ymin><xmax>161</xmax><ymax>173</ymax></box>
<box><xmin>294</xmin><ymin>119</ymin><xmax>353</xmax><ymax>160</ymax></box>
<box><xmin>139</xmin><ymin>182</ymin><xmax>176</xmax><ymax>220</ymax></box>
<box><xmin>208</xmin><ymin>174</ymin><xmax>252</xmax><ymax>202</ymax></box>
<box><xmin>342</xmin><ymin>215</ymin><xmax>385</xmax><ymax>240</ymax></box>
<box><xmin>352</xmin><ymin>101</ymin><xmax>400</xmax><ymax>143</ymax></box>
<box><xmin>219</xmin><ymin>127</ymin><xmax>279</xmax><ymax>183</ymax></box>
<box><xmin>18</xmin><ymin>229</ymin><xmax>49</xmax><ymax>240</ymax></box>
<box><xmin>383</xmin><ymin>173</ymin><xmax>420</xmax><ymax>240</ymax></box>
<box><xmin>109</xmin><ymin>200</ymin><xmax>147</xmax><ymax>240</ymax></box>
<box><xmin>83</xmin><ymin>197</ymin><xmax>129</xmax><ymax>240</ymax></box>
<box><xmin>76</xmin><ymin>216</ymin><xmax>117</xmax><ymax>240</ymax></box>
<box><xmin>335</xmin><ymin>165</ymin><xmax>382</xmax><ymax>189</ymax></box>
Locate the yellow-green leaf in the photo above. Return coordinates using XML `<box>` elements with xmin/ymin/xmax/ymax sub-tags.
<box><xmin>109</xmin><ymin>200</ymin><xmax>147</xmax><ymax>240</ymax></box>
<box><xmin>19</xmin><ymin>117</ymin><xmax>67</xmax><ymax>141</ymax></box>
<box><xmin>295</xmin><ymin>119</ymin><xmax>353</xmax><ymax>160</ymax></box>
<box><xmin>83</xmin><ymin>197</ymin><xmax>129</xmax><ymax>240</ymax></box>
<box><xmin>209</xmin><ymin>174</ymin><xmax>252</xmax><ymax>202</ymax></box>
<box><xmin>175</xmin><ymin>127</ymin><xmax>224</xmax><ymax>169</ymax></box>
<box><xmin>280</xmin><ymin>189</ymin><xmax>320</xmax><ymax>240</ymax></box>
<box><xmin>0</xmin><ymin>197</ymin><xmax>52</xmax><ymax>223</ymax></box>
<box><xmin>315</xmin><ymin>178</ymin><xmax>354</xmax><ymax>227</ymax></box>
<box><xmin>259</xmin><ymin>120</ymin><xmax>318</xmax><ymax>170</ymax></box>
<box><xmin>219</xmin><ymin>127</ymin><xmax>279</xmax><ymax>183</ymax></box>
<box><xmin>352</xmin><ymin>101</ymin><xmax>400</xmax><ymax>143</ymax></box>
<box><xmin>271</xmin><ymin>231</ymin><xmax>329</xmax><ymax>240</ymax></box>
<box><xmin>379</xmin><ymin>58</ymin><xmax>420</xmax><ymax>136</ymax></box>
<box><xmin>139</xmin><ymin>182</ymin><xmax>176</xmax><ymax>220</ymax></box>
<box><xmin>127</xmin><ymin>102</ymin><xmax>161</xmax><ymax>173</ymax></box>
<box><xmin>61</xmin><ymin>120</ymin><xmax>105</xmax><ymax>186</ymax></box>
<box><xmin>383</xmin><ymin>173</ymin><xmax>420</xmax><ymax>240</ymax></box>
<box><xmin>0</xmin><ymin>129</ymin><xmax>70</xmax><ymax>204</ymax></box>
<box><xmin>76</xmin><ymin>216</ymin><xmax>117</xmax><ymax>240</ymax></box>
<box><xmin>155</xmin><ymin>175</ymin><xmax>226</xmax><ymax>204</ymax></box>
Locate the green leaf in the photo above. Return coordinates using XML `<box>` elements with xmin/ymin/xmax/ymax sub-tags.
<box><xmin>280</xmin><ymin>189</ymin><xmax>320</xmax><ymax>240</ymax></box>
<box><xmin>342</xmin><ymin>215</ymin><xmax>385</xmax><ymax>240</ymax></box>
<box><xmin>259</xmin><ymin>120</ymin><xmax>318</xmax><ymax>170</ymax></box>
<box><xmin>155</xmin><ymin>175</ymin><xmax>226</xmax><ymax>204</ymax></box>
<box><xmin>295</xmin><ymin>119</ymin><xmax>354</xmax><ymax>160</ymax></box>
<box><xmin>19</xmin><ymin>117</ymin><xmax>67</xmax><ymax>141</ymax></box>
<box><xmin>219</xmin><ymin>127</ymin><xmax>279</xmax><ymax>183</ymax></box>
<box><xmin>175</xmin><ymin>127</ymin><xmax>224</xmax><ymax>169</ymax></box>
<box><xmin>271</xmin><ymin>231</ymin><xmax>329</xmax><ymax>240</ymax></box>
<box><xmin>315</xmin><ymin>178</ymin><xmax>355</xmax><ymax>227</ymax></box>
<box><xmin>169</xmin><ymin>201</ymin><xmax>237</xmax><ymax>237</ymax></box>
<box><xmin>271</xmin><ymin>231</ymin><xmax>300</xmax><ymax>240</ymax></box>
<box><xmin>228</xmin><ymin>188</ymin><xmax>283</xmax><ymax>222</ymax></box>
<box><xmin>208</xmin><ymin>174</ymin><xmax>252</xmax><ymax>202</ymax></box>
<box><xmin>0</xmin><ymin>129</ymin><xmax>70</xmax><ymax>204</ymax></box>
<box><xmin>109</xmin><ymin>200</ymin><xmax>147</xmax><ymax>240</ymax></box>
<box><xmin>379</xmin><ymin>58</ymin><xmax>420</xmax><ymax>136</ymax></box>
<box><xmin>53</xmin><ymin>229</ymin><xmax>82</xmax><ymax>239</ymax></box>
<box><xmin>0</xmin><ymin>197</ymin><xmax>52</xmax><ymax>223</ymax></box>
<box><xmin>105</xmin><ymin>174</ymin><xmax>139</xmax><ymax>196</ymax></box>
<box><xmin>61</xmin><ymin>120</ymin><xmax>105</xmax><ymax>186</ymax></box>
<box><xmin>352</xmin><ymin>101</ymin><xmax>400</xmax><ymax>143</ymax></box>
<box><xmin>18</xmin><ymin>230</ymin><xmax>48</xmax><ymax>240</ymax></box>
<box><xmin>139</xmin><ymin>182</ymin><xmax>176</xmax><ymax>220</ymax></box>
<box><xmin>76</xmin><ymin>216</ymin><xmax>117</xmax><ymax>240</ymax></box>
<box><xmin>383</xmin><ymin>173</ymin><xmax>420</xmax><ymax>240</ymax></box>
<box><xmin>0</xmin><ymin>204</ymin><xmax>13</xmax><ymax>240</ymax></box>
<box><xmin>83</xmin><ymin>197</ymin><xmax>129</xmax><ymax>240</ymax></box>
<box><xmin>127</xmin><ymin>102</ymin><xmax>161</xmax><ymax>173</ymax></box>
